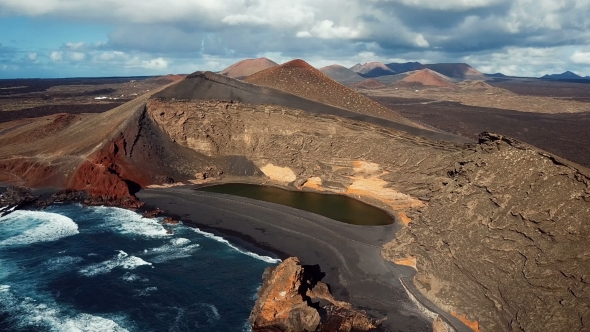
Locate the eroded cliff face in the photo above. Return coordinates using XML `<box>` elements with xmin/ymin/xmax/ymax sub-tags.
<box><xmin>145</xmin><ymin>98</ymin><xmax>453</xmax><ymax>219</ymax></box>
<box><xmin>145</xmin><ymin>99</ymin><xmax>590</xmax><ymax>332</ymax></box>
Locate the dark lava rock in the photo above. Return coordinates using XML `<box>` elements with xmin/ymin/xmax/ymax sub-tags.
<box><xmin>0</xmin><ymin>186</ymin><xmax>39</xmax><ymax>217</ymax></box>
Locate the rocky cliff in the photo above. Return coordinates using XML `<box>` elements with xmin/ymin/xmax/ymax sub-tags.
<box><xmin>250</xmin><ymin>257</ymin><xmax>379</xmax><ymax>332</ymax></box>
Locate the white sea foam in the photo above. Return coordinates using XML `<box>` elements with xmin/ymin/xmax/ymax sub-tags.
<box><xmin>121</xmin><ymin>272</ymin><xmax>149</xmax><ymax>283</ymax></box>
<box><xmin>0</xmin><ymin>210</ymin><xmax>79</xmax><ymax>246</ymax></box>
<box><xmin>191</xmin><ymin>228</ymin><xmax>281</xmax><ymax>264</ymax></box>
<box><xmin>141</xmin><ymin>238</ymin><xmax>200</xmax><ymax>263</ymax></box>
<box><xmin>0</xmin><ymin>285</ymin><xmax>10</xmax><ymax>292</ymax></box>
<box><xmin>43</xmin><ymin>256</ymin><xmax>84</xmax><ymax>271</ymax></box>
<box><xmin>79</xmin><ymin>250</ymin><xmax>152</xmax><ymax>277</ymax></box>
<box><xmin>135</xmin><ymin>286</ymin><xmax>158</xmax><ymax>297</ymax></box>
<box><xmin>0</xmin><ymin>288</ymin><xmax>129</xmax><ymax>331</ymax></box>
<box><xmin>88</xmin><ymin>206</ymin><xmax>170</xmax><ymax>238</ymax></box>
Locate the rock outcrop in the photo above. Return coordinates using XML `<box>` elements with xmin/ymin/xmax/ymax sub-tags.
<box><xmin>250</xmin><ymin>257</ymin><xmax>379</xmax><ymax>332</ymax></box>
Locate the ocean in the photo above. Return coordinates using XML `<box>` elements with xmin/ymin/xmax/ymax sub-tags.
<box><xmin>0</xmin><ymin>203</ymin><xmax>280</xmax><ymax>332</ymax></box>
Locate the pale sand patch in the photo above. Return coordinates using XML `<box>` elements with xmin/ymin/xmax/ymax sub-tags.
<box><xmin>260</xmin><ymin>163</ymin><xmax>296</xmax><ymax>183</ymax></box>
<box><xmin>394</xmin><ymin>256</ymin><xmax>417</xmax><ymax>269</ymax></box>
<box><xmin>346</xmin><ymin>177</ymin><xmax>423</xmax><ymax>210</ymax></box>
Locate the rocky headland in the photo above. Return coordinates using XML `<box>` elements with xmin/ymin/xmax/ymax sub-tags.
<box><xmin>250</xmin><ymin>257</ymin><xmax>379</xmax><ymax>332</ymax></box>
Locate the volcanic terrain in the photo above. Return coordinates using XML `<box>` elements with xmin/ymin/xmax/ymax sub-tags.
<box><xmin>1</xmin><ymin>61</ymin><xmax>589</xmax><ymax>332</ymax></box>
<box><xmin>350</xmin><ymin>62</ymin><xmax>396</xmax><ymax>77</ymax></box>
<box><xmin>245</xmin><ymin>59</ymin><xmax>418</xmax><ymax>127</ymax></box>
<box><xmin>219</xmin><ymin>57</ymin><xmax>278</xmax><ymax>79</ymax></box>
<box><xmin>352</xmin><ymin>78</ymin><xmax>385</xmax><ymax>89</ymax></box>
<box><xmin>396</xmin><ymin>69</ymin><xmax>456</xmax><ymax>88</ymax></box>
<box><xmin>319</xmin><ymin>64</ymin><xmax>364</xmax><ymax>81</ymax></box>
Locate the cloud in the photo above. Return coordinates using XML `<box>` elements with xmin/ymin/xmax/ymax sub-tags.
<box><xmin>66</xmin><ymin>42</ymin><xmax>85</xmax><ymax>50</ymax></box>
<box><xmin>296</xmin><ymin>31</ymin><xmax>313</xmax><ymax>38</ymax></box>
<box><xmin>306</xmin><ymin>20</ymin><xmax>362</xmax><ymax>39</ymax></box>
<box><xmin>414</xmin><ymin>34</ymin><xmax>430</xmax><ymax>47</ymax></box>
<box><xmin>141</xmin><ymin>57</ymin><xmax>168</xmax><ymax>70</ymax></box>
<box><xmin>50</xmin><ymin>51</ymin><xmax>63</xmax><ymax>62</ymax></box>
<box><xmin>571</xmin><ymin>51</ymin><xmax>590</xmax><ymax>64</ymax></box>
<box><xmin>0</xmin><ymin>0</ymin><xmax>589</xmax><ymax>77</ymax></box>
<box><xmin>69</xmin><ymin>52</ymin><xmax>86</xmax><ymax>61</ymax></box>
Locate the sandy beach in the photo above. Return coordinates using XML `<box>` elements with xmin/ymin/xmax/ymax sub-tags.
<box><xmin>136</xmin><ymin>186</ymin><xmax>472</xmax><ymax>331</ymax></box>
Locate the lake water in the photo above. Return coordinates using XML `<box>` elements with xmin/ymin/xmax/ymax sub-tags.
<box><xmin>198</xmin><ymin>183</ymin><xmax>394</xmax><ymax>226</ymax></box>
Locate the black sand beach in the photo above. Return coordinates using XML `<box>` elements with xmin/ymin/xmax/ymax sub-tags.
<box><xmin>137</xmin><ymin>186</ymin><xmax>472</xmax><ymax>331</ymax></box>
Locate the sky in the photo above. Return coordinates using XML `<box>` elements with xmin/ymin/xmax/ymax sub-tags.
<box><xmin>0</xmin><ymin>0</ymin><xmax>589</xmax><ymax>79</ymax></box>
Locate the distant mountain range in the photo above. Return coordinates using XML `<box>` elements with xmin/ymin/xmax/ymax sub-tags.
<box><xmin>541</xmin><ymin>71</ymin><xmax>590</xmax><ymax>80</ymax></box>
<box><xmin>348</xmin><ymin>61</ymin><xmax>485</xmax><ymax>80</ymax></box>
<box><xmin>349</xmin><ymin>62</ymin><xmax>395</xmax><ymax>78</ymax></box>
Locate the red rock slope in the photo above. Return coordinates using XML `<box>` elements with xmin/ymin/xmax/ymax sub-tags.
<box><xmin>219</xmin><ymin>57</ymin><xmax>278</xmax><ymax>79</ymax></box>
<box><xmin>245</xmin><ymin>59</ymin><xmax>419</xmax><ymax>127</ymax></box>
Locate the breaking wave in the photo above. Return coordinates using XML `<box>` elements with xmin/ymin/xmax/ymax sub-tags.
<box><xmin>192</xmin><ymin>228</ymin><xmax>281</xmax><ymax>264</ymax></box>
<box><xmin>79</xmin><ymin>250</ymin><xmax>152</xmax><ymax>277</ymax></box>
<box><xmin>0</xmin><ymin>210</ymin><xmax>79</xmax><ymax>246</ymax></box>
<box><xmin>141</xmin><ymin>238</ymin><xmax>200</xmax><ymax>263</ymax></box>
<box><xmin>0</xmin><ymin>286</ymin><xmax>130</xmax><ymax>332</ymax></box>
<box><xmin>88</xmin><ymin>206</ymin><xmax>171</xmax><ymax>238</ymax></box>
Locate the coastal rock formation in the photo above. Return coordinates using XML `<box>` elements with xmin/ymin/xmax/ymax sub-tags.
<box><xmin>249</xmin><ymin>257</ymin><xmax>378</xmax><ymax>332</ymax></box>
<box><xmin>0</xmin><ymin>186</ymin><xmax>39</xmax><ymax>216</ymax></box>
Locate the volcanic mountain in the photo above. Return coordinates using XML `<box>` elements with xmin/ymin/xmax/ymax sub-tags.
<box><xmin>350</xmin><ymin>62</ymin><xmax>396</xmax><ymax>78</ymax></box>
<box><xmin>397</xmin><ymin>69</ymin><xmax>456</xmax><ymax>88</ymax></box>
<box><xmin>245</xmin><ymin>59</ymin><xmax>416</xmax><ymax>127</ymax></box>
<box><xmin>351</xmin><ymin>78</ymin><xmax>385</xmax><ymax>89</ymax></box>
<box><xmin>319</xmin><ymin>64</ymin><xmax>363</xmax><ymax>81</ymax></box>
<box><xmin>541</xmin><ymin>71</ymin><xmax>588</xmax><ymax>80</ymax></box>
<box><xmin>422</xmin><ymin>63</ymin><xmax>484</xmax><ymax>80</ymax></box>
<box><xmin>219</xmin><ymin>57</ymin><xmax>278</xmax><ymax>79</ymax></box>
<box><xmin>1</xmin><ymin>65</ymin><xmax>589</xmax><ymax>332</ymax></box>
<box><xmin>385</xmin><ymin>62</ymin><xmax>424</xmax><ymax>73</ymax></box>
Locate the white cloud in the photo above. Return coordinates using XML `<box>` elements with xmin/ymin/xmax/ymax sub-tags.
<box><xmin>141</xmin><ymin>57</ymin><xmax>168</xmax><ymax>70</ymax></box>
<box><xmin>309</xmin><ymin>20</ymin><xmax>361</xmax><ymax>39</ymax></box>
<box><xmin>95</xmin><ymin>51</ymin><xmax>126</xmax><ymax>61</ymax></box>
<box><xmin>571</xmin><ymin>51</ymin><xmax>590</xmax><ymax>64</ymax></box>
<box><xmin>69</xmin><ymin>52</ymin><xmax>86</xmax><ymax>61</ymax></box>
<box><xmin>296</xmin><ymin>31</ymin><xmax>313</xmax><ymax>38</ymax></box>
<box><xmin>66</xmin><ymin>42</ymin><xmax>85</xmax><ymax>50</ymax></box>
<box><xmin>414</xmin><ymin>34</ymin><xmax>430</xmax><ymax>47</ymax></box>
<box><xmin>50</xmin><ymin>51</ymin><xmax>63</xmax><ymax>62</ymax></box>
<box><xmin>28</xmin><ymin>52</ymin><xmax>37</xmax><ymax>60</ymax></box>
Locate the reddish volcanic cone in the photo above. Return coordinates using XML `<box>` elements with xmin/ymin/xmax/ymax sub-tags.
<box><xmin>400</xmin><ymin>69</ymin><xmax>456</xmax><ymax>88</ymax></box>
<box><xmin>245</xmin><ymin>59</ymin><xmax>418</xmax><ymax>127</ymax></box>
<box><xmin>352</xmin><ymin>79</ymin><xmax>385</xmax><ymax>89</ymax></box>
<box><xmin>219</xmin><ymin>58</ymin><xmax>278</xmax><ymax>79</ymax></box>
